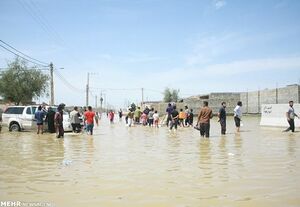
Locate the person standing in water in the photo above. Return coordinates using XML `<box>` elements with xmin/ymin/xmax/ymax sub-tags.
<box><xmin>165</xmin><ymin>103</ymin><xmax>174</xmax><ymax>127</ymax></box>
<box><xmin>153</xmin><ymin>110</ymin><xmax>159</xmax><ymax>128</ymax></box>
<box><xmin>55</xmin><ymin>103</ymin><xmax>65</xmax><ymax>138</ymax></box>
<box><xmin>134</xmin><ymin>107</ymin><xmax>142</xmax><ymax>124</ymax></box>
<box><xmin>234</xmin><ymin>101</ymin><xmax>243</xmax><ymax>133</ymax></box>
<box><xmin>127</xmin><ymin>108</ymin><xmax>134</xmax><ymax>127</ymax></box>
<box><xmin>284</xmin><ymin>100</ymin><xmax>299</xmax><ymax>132</ymax></box>
<box><xmin>179</xmin><ymin>108</ymin><xmax>186</xmax><ymax>127</ymax></box>
<box><xmin>35</xmin><ymin>105</ymin><xmax>45</xmax><ymax>134</ymax></box>
<box><xmin>70</xmin><ymin>106</ymin><xmax>81</xmax><ymax>133</ymax></box>
<box><xmin>148</xmin><ymin>108</ymin><xmax>155</xmax><ymax>127</ymax></box>
<box><xmin>118</xmin><ymin>109</ymin><xmax>123</xmax><ymax>121</ymax></box>
<box><xmin>46</xmin><ymin>107</ymin><xmax>56</xmax><ymax>133</ymax></box>
<box><xmin>184</xmin><ymin>106</ymin><xmax>190</xmax><ymax>126</ymax></box>
<box><xmin>189</xmin><ymin>109</ymin><xmax>194</xmax><ymax>126</ymax></box>
<box><xmin>109</xmin><ymin>110</ymin><xmax>115</xmax><ymax>124</ymax></box>
<box><xmin>84</xmin><ymin>106</ymin><xmax>99</xmax><ymax>135</ymax></box>
<box><xmin>218</xmin><ymin>102</ymin><xmax>227</xmax><ymax>135</ymax></box>
<box><xmin>170</xmin><ymin>106</ymin><xmax>179</xmax><ymax>131</ymax></box>
<box><xmin>196</xmin><ymin>101</ymin><xmax>213</xmax><ymax>138</ymax></box>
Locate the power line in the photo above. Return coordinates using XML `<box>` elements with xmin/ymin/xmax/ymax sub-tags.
<box><xmin>0</xmin><ymin>44</ymin><xmax>48</xmax><ymax>67</ymax></box>
<box><xmin>17</xmin><ymin>0</ymin><xmax>85</xmax><ymax>66</ymax></box>
<box><xmin>89</xmin><ymin>87</ymin><xmax>141</xmax><ymax>91</ymax></box>
<box><xmin>54</xmin><ymin>69</ymin><xmax>85</xmax><ymax>93</ymax></box>
<box><xmin>0</xmin><ymin>40</ymin><xmax>49</xmax><ymax>66</ymax></box>
<box><xmin>17</xmin><ymin>0</ymin><xmax>63</xmax><ymax>46</ymax></box>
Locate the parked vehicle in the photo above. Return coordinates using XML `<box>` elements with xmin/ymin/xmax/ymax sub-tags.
<box><xmin>1</xmin><ymin>105</ymin><xmax>72</xmax><ymax>132</ymax></box>
<box><xmin>46</xmin><ymin>106</ymin><xmax>72</xmax><ymax>132</ymax></box>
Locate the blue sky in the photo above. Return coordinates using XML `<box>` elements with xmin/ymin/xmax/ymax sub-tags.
<box><xmin>1</xmin><ymin>0</ymin><xmax>300</xmax><ymax>108</ymax></box>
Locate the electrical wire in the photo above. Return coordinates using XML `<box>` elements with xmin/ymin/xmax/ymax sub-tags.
<box><xmin>54</xmin><ymin>69</ymin><xmax>85</xmax><ymax>93</ymax></box>
<box><xmin>17</xmin><ymin>0</ymin><xmax>85</xmax><ymax>66</ymax></box>
<box><xmin>0</xmin><ymin>44</ymin><xmax>48</xmax><ymax>67</ymax></box>
<box><xmin>0</xmin><ymin>40</ymin><xmax>49</xmax><ymax>66</ymax></box>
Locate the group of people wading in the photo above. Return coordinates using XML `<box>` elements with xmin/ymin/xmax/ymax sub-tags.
<box><xmin>32</xmin><ymin>100</ymin><xmax>298</xmax><ymax>139</ymax></box>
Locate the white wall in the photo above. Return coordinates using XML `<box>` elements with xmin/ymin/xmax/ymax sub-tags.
<box><xmin>260</xmin><ymin>104</ymin><xmax>300</xmax><ymax>127</ymax></box>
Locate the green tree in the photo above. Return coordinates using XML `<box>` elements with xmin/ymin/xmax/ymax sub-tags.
<box><xmin>171</xmin><ymin>89</ymin><xmax>180</xmax><ymax>102</ymax></box>
<box><xmin>163</xmin><ymin>87</ymin><xmax>172</xmax><ymax>102</ymax></box>
<box><xmin>163</xmin><ymin>87</ymin><xmax>180</xmax><ymax>102</ymax></box>
<box><xmin>0</xmin><ymin>57</ymin><xmax>49</xmax><ymax>105</ymax></box>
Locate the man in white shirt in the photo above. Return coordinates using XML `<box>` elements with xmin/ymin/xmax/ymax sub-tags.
<box><xmin>70</xmin><ymin>106</ymin><xmax>81</xmax><ymax>133</ymax></box>
<box><xmin>234</xmin><ymin>101</ymin><xmax>243</xmax><ymax>133</ymax></box>
<box><xmin>284</xmin><ymin>101</ymin><xmax>299</xmax><ymax>132</ymax></box>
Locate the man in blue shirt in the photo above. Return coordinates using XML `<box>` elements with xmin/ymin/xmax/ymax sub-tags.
<box><xmin>35</xmin><ymin>105</ymin><xmax>45</xmax><ymax>134</ymax></box>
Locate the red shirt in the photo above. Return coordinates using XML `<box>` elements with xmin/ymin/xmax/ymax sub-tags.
<box><xmin>84</xmin><ymin>111</ymin><xmax>95</xmax><ymax>124</ymax></box>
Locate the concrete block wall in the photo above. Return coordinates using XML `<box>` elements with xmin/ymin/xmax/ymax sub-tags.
<box><xmin>240</xmin><ymin>84</ymin><xmax>300</xmax><ymax>114</ymax></box>
<box><xmin>209</xmin><ymin>93</ymin><xmax>240</xmax><ymax>114</ymax></box>
<box><xmin>277</xmin><ymin>85</ymin><xmax>299</xmax><ymax>104</ymax></box>
<box><xmin>144</xmin><ymin>84</ymin><xmax>299</xmax><ymax>116</ymax></box>
<box><xmin>240</xmin><ymin>91</ymin><xmax>259</xmax><ymax>114</ymax></box>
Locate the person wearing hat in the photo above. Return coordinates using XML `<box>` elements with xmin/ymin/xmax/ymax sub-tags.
<box><xmin>55</xmin><ymin>103</ymin><xmax>65</xmax><ymax>138</ymax></box>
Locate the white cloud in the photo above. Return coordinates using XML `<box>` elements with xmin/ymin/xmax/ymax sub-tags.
<box><xmin>214</xmin><ymin>0</ymin><xmax>226</xmax><ymax>10</ymax></box>
<box><xmin>185</xmin><ymin>32</ymin><xmax>241</xmax><ymax>66</ymax></box>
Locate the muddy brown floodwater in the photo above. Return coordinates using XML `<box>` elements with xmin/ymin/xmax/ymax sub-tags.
<box><xmin>0</xmin><ymin>116</ymin><xmax>299</xmax><ymax>207</ymax></box>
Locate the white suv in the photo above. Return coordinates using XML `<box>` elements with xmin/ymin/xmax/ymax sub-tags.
<box><xmin>2</xmin><ymin>106</ymin><xmax>37</xmax><ymax>131</ymax></box>
<box><xmin>1</xmin><ymin>105</ymin><xmax>72</xmax><ymax>132</ymax></box>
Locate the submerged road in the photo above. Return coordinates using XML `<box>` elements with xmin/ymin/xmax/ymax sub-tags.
<box><xmin>0</xmin><ymin>116</ymin><xmax>299</xmax><ymax>207</ymax></box>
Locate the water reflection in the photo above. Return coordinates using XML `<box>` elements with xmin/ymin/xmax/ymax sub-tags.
<box><xmin>0</xmin><ymin>116</ymin><xmax>299</xmax><ymax>207</ymax></box>
<box><xmin>198</xmin><ymin>138</ymin><xmax>212</xmax><ymax>183</ymax></box>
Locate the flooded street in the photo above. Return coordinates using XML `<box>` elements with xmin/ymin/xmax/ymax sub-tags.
<box><xmin>0</xmin><ymin>116</ymin><xmax>299</xmax><ymax>207</ymax></box>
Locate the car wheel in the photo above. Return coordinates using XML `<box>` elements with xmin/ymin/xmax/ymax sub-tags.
<box><xmin>9</xmin><ymin>123</ymin><xmax>21</xmax><ymax>132</ymax></box>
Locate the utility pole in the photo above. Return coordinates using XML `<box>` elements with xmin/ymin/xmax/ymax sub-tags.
<box><xmin>141</xmin><ymin>87</ymin><xmax>144</xmax><ymax>108</ymax></box>
<box><xmin>50</xmin><ymin>62</ymin><xmax>54</xmax><ymax>105</ymax></box>
<box><xmin>86</xmin><ymin>72</ymin><xmax>89</xmax><ymax>107</ymax></box>
<box><xmin>95</xmin><ymin>95</ymin><xmax>98</xmax><ymax>109</ymax></box>
<box><xmin>100</xmin><ymin>92</ymin><xmax>103</xmax><ymax>114</ymax></box>
<box><xmin>246</xmin><ymin>88</ymin><xmax>249</xmax><ymax>114</ymax></box>
<box><xmin>276</xmin><ymin>82</ymin><xmax>278</xmax><ymax>104</ymax></box>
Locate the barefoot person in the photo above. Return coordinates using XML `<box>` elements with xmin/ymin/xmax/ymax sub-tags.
<box><xmin>234</xmin><ymin>101</ymin><xmax>243</xmax><ymax>133</ymax></box>
<box><xmin>196</xmin><ymin>101</ymin><xmax>212</xmax><ymax>138</ymax></box>
<box><xmin>218</xmin><ymin>102</ymin><xmax>227</xmax><ymax>135</ymax></box>
<box><xmin>284</xmin><ymin>100</ymin><xmax>299</xmax><ymax>132</ymax></box>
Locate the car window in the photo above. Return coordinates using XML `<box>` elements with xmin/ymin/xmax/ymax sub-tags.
<box><xmin>5</xmin><ymin>107</ymin><xmax>25</xmax><ymax>114</ymax></box>
<box><xmin>32</xmin><ymin>107</ymin><xmax>37</xmax><ymax>114</ymax></box>
<box><xmin>26</xmin><ymin>107</ymin><xmax>31</xmax><ymax>114</ymax></box>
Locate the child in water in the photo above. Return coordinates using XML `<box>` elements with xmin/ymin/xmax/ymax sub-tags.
<box><xmin>109</xmin><ymin>110</ymin><xmax>114</xmax><ymax>124</ymax></box>
<box><xmin>179</xmin><ymin>108</ymin><xmax>186</xmax><ymax>127</ymax></box>
<box><xmin>127</xmin><ymin>109</ymin><xmax>134</xmax><ymax>127</ymax></box>
<box><xmin>153</xmin><ymin>111</ymin><xmax>159</xmax><ymax>128</ymax></box>
<box><xmin>141</xmin><ymin>113</ymin><xmax>147</xmax><ymax>126</ymax></box>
